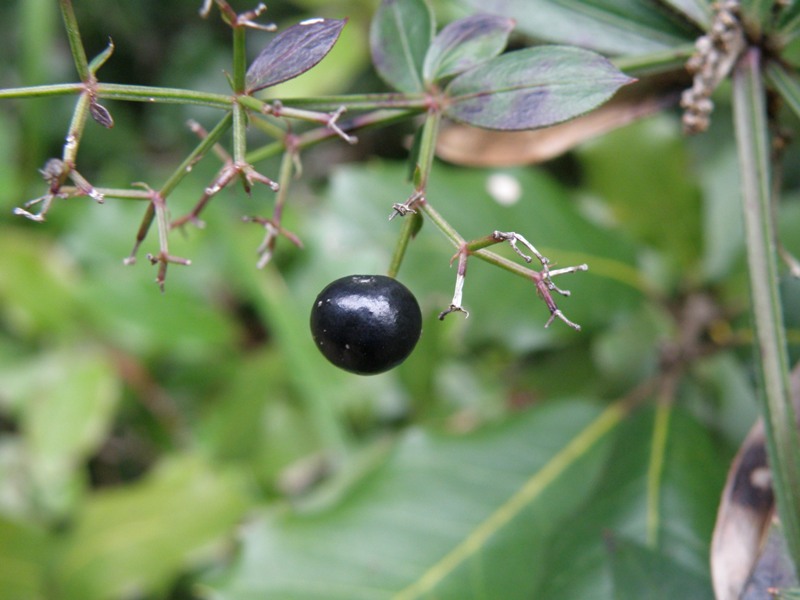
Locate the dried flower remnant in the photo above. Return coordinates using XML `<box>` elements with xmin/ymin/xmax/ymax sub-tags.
<box><xmin>681</xmin><ymin>0</ymin><xmax>746</xmax><ymax>134</ymax></box>
<box><xmin>438</xmin><ymin>230</ymin><xmax>588</xmax><ymax>329</ymax></box>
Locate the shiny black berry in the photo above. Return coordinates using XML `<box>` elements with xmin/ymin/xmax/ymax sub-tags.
<box><xmin>310</xmin><ymin>275</ymin><xmax>422</xmax><ymax>375</ymax></box>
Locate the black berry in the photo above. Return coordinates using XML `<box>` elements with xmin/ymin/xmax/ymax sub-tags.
<box><xmin>310</xmin><ymin>275</ymin><xmax>422</xmax><ymax>375</ymax></box>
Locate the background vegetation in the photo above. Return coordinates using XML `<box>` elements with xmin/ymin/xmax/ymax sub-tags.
<box><xmin>1</xmin><ymin>0</ymin><xmax>800</xmax><ymax>598</ymax></box>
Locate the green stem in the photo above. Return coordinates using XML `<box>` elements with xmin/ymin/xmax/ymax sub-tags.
<box><xmin>419</xmin><ymin>201</ymin><xmax>539</xmax><ymax>281</ymax></box>
<box><xmin>414</xmin><ymin>110</ymin><xmax>441</xmax><ymax>192</ymax></box>
<box><xmin>245</xmin><ymin>109</ymin><xmax>417</xmax><ymax>164</ymax></box>
<box><xmin>472</xmin><ymin>248</ymin><xmax>539</xmax><ymax>280</ymax></box>
<box><xmin>232</xmin><ymin>25</ymin><xmax>247</xmax><ymax>94</ymax></box>
<box><xmin>245</xmin><ymin>104</ymin><xmax>287</xmax><ymax>139</ymax></box>
<box><xmin>121</xmin><ymin>114</ymin><xmax>234</xmax><ymax>256</ymax></box>
<box><xmin>272</xmin><ymin>148</ymin><xmax>295</xmax><ymax>226</ymax></box>
<box><xmin>87</xmin><ymin>40</ymin><xmax>115</xmax><ymax>75</ymax></box>
<box><xmin>387</xmin><ymin>215</ymin><xmax>419</xmax><ymax>279</ymax></box>
<box><xmin>63</xmin><ymin>92</ymin><xmax>90</xmax><ymax>165</ymax></box>
<box><xmin>232</xmin><ymin>101</ymin><xmax>247</xmax><ymax>164</ymax></box>
<box><xmin>733</xmin><ymin>47</ymin><xmax>800</xmax><ymax>569</ymax></box>
<box><xmin>0</xmin><ymin>83</ymin><xmax>83</xmax><ymax>99</ymax></box>
<box><xmin>58</xmin><ymin>0</ymin><xmax>90</xmax><ymax>82</ymax></box>
<box><xmin>98</xmin><ymin>83</ymin><xmax>233</xmax><ymax>108</ymax></box>
<box><xmin>0</xmin><ymin>85</ymin><xmax>429</xmax><ymax>115</ymax></box>
<box><xmin>396</xmin><ymin>110</ymin><xmax>537</xmax><ymax>280</ymax></box>
<box><xmin>0</xmin><ymin>82</ymin><xmax>234</xmax><ymax>109</ymax></box>
<box><xmin>276</xmin><ymin>93</ymin><xmax>428</xmax><ymax>112</ymax></box>
<box><xmin>465</xmin><ymin>234</ymin><xmax>502</xmax><ymax>253</ymax></box>
<box><xmin>418</xmin><ymin>201</ymin><xmax>463</xmax><ymax>248</ymax></box>
<box><xmin>161</xmin><ymin>112</ymin><xmax>233</xmax><ymax>197</ymax></box>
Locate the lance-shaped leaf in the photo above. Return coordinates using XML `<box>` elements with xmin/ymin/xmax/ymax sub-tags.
<box><xmin>461</xmin><ymin>0</ymin><xmax>699</xmax><ymax>55</ymax></box>
<box><xmin>246</xmin><ymin>18</ymin><xmax>347</xmax><ymax>93</ymax></box>
<box><xmin>444</xmin><ymin>45</ymin><xmax>635</xmax><ymax>131</ymax></box>
<box><xmin>423</xmin><ymin>13</ymin><xmax>516</xmax><ymax>84</ymax></box>
<box><xmin>370</xmin><ymin>0</ymin><xmax>434</xmax><ymax>93</ymax></box>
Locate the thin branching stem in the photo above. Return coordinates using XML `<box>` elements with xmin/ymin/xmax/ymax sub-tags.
<box><xmin>162</xmin><ymin>112</ymin><xmax>233</xmax><ymax>198</ymax></box>
<box><xmin>63</xmin><ymin>92</ymin><xmax>90</xmax><ymax>166</ymax></box>
<box><xmin>273</xmin><ymin>93</ymin><xmax>429</xmax><ymax>111</ymax></box>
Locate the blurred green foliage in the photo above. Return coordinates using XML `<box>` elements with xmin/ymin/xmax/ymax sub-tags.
<box><xmin>1</xmin><ymin>1</ymin><xmax>799</xmax><ymax>599</ymax></box>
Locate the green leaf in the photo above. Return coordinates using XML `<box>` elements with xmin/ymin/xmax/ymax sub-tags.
<box><xmin>537</xmin><ymin>406</ymin><xmax>726</xmax><ymax>598</ymax></box>
<box><xmin>0</xmin><ymin>229</ymin><xmax>81</xmax><ymax>340</ymax></box>
<box><xmin>203</xmin><ymin>400</ymin><xmax>625</xmax><ymax>599</ymax></box>
<box><xmin>422</xmin><ymin>14</ymin><xmax>515</xmax><ymax>84</ymax></box>
<box><xmin>194</xmin><ymin>348</ymin><xmax>324</xmax><ymax>489</ymax></box>
<box><xmin>370</xmin><ymin>0</ymin><xmax>434</xmax><ymax>93</ymax></box>
<box><xmin>609</xmin><ymin>537</ymin><xmax>713</xmax><ymax>598</ymax></box>
<box><xmin>778</xmin><ymin>2</ymin><xmax>800</xmax><ymax>37</ymax></box>
<box><xmin>0</xmin><ymin>517</ymin><xmax>50</xmax><ymax>600</ymax></box>
<box><xmin>53</xmin><ymin>454</ymin><xmax>250</xmax><ymax>600</ymax></box>
<box><xmin>245</xmin><ymin>18</ymin><xmax>347</xmax><ymax>93</ymax></box>
<box><xmin>740</xmin><ymin>0</ymin><xmax>773</xmax><ymax>37</ymax></box>
<box><xmin>460</xmin><ymin>0</ymin><xmax>700</xmax><ymax>55</ymax></box>
<box><xmin>577</xmin><ymin>115</ymin><xmax>703</xmax><ymax>279</ymax></box>
<box><xmin>692</xmin><ymin>124</ymin><xmax>745</xmax><ymax>282</ymax></box>
<box><xmin>444</xmin><ymin>46</ymin><xmax>634</xmax><ymax>131</ymax></box>
<box><xmin>592</xmin><ymin>304</ymin><xmax>671</xmax><ymax>388</ymax></box>
<box><xmin>691</xmin><ymin>353</ymin><xmax>759</xmax><ymax>448</ymax></box>
<box><xmin>17</xmin><ymin>348</ymin><xmax>120</xmax><ymax>518</ymax></box>
<box><xmin>766</xmin><ymin>60</ymin><xmax>800</xmax><ymax>122</ymax></box>
<box><xmin>656</xmin><ymin>0</ymin><xmax>712</xmax><ymax>30</ymax></box>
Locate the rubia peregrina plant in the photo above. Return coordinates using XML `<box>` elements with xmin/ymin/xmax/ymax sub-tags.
<box><xmin>2</xmin><ymin>0</ymin><xmax>632</xmax><ymax>323</ymax></box>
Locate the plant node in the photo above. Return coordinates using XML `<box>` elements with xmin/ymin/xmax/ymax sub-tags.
<box><xmin>243</xmin><ymin>215</ymin><xmax>304</xmax><ymax>268</ymax></box>
<box><xmin>492</xmin><ymin>230</ymin><xmax>544</xmax><ymax>264</ymax></box>
<box><xmin>326</xmin><ymin>106</ymin><xmax>358</xmax><ymax>145</ymax></box>
<box><xmin>200</xmin><ymin>0</ymin><xmax>275</xmax><ymax>31</ymax></box>
<box><xmin>13</xmin><ymin>159</ymin><xmax>103</xmax><ymax>221</ymax></box>
<box><xmin>146</xmin><ymin>252</ymin><xmax>192</xmax><ymax>292</ymax></box>
<box><xmin>534</xmin><ymin>263</ymin><xmax>588</xmax><ymax>331</ymax></box>
<box><xmin>390</xmin><ymin>191</ymin><xmax>423</xmax><ymax>220</ymax></box>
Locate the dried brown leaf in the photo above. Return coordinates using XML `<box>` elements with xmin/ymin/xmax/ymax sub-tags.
<box><xmin>435</xmin><ymin>82</ymin><xmax>682</xmax><ymax>166</ymax></box>
<box><xmin>711</xmin><ymin>364</ymin><xmax>800</xmax><ymax>600</ymax></box>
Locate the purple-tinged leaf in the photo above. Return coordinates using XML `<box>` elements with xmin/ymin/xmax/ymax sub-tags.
<box><xmin>246</xmin><ymin>18</ymin><xmax>347</xmax><ymax>93</ymax></box>
<box><xmin>370</xmin><ymin>0</ymin><xmax>434</xmax><ymax>93</ymax></box>
<box><xmin>460</xmin><ymin>0</ymin><xmax>698</xmax><ymax>55</ymax></box>
<box><xmin>422</xmin><ymin>14</ymin><xmax>515</xmax><ymax>84</ymax></box>
<box><xmin>444</xmin><ymin>46</ymin><xmax>635</xmax><ymax>131</ymax></box>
